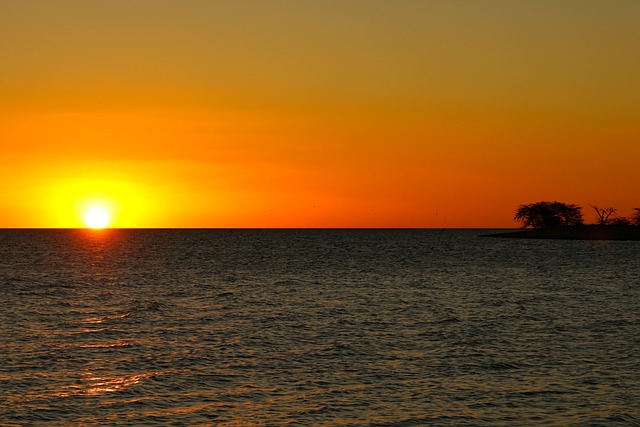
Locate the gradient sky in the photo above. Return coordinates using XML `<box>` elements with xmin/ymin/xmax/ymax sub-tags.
<box><xmin>1</xmin><ymin>0</ymin><xmax>639</xmax><ymax>228</ymax></box>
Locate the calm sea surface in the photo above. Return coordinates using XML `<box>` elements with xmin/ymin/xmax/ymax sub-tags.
<box><xmin>1</xmin><ymin>229</ymin><xmax>638</xmax><ymax>426</ymax></box>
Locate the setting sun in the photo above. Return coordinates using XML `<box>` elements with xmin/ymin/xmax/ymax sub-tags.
<box><xmin>84</xmin><ymin>207</ymin><xmax>111</xmax><ymax>229</ymax></box>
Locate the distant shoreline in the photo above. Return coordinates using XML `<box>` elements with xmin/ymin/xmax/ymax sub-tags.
<box><xmin>483</xmin><ymin>225</ymin><xmax>640</xmax><ymax>241</ymax></box>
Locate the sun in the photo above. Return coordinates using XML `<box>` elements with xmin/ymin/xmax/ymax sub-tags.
<box><xmin>84</xmin><ymin>207</ymin><xmax>111</xmax><ymax>229</ymax></box>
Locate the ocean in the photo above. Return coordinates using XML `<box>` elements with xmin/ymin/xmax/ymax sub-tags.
<box><xmin>1</xmin><ymin>229</ymin><xmax>638</xmax><ymax>426</ymax></box>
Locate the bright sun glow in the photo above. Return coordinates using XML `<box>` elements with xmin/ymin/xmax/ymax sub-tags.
<box><xmin>84</xmin><ymin>207</ymin><xmax>111</xmax><ymax>229</ymax></box>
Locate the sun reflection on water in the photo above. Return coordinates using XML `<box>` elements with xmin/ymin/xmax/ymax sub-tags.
<box><xmin>54</xmin><ymin>372</ymin><xmax>158</xmax><ymax>397</ymax></box>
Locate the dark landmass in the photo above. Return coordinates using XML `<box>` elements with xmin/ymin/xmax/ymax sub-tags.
<box><xmin>483</xmin><ymin>225</ymin><xmax>640</xmax><ymax>241</ymax></box>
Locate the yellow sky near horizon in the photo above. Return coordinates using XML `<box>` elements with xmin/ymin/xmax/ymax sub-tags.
<box><xmin>1</xmin><ymin>1</ymin><xmax>639</xmax><ymax>227</ymax></box>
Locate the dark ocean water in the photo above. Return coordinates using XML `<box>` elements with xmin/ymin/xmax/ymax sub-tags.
<box><xmin>1</xmin><ymin>229</ymin><xmax>638</xmax><ymax>426</ymax></box>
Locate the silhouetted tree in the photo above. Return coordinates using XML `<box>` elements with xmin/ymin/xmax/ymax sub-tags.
<box><xmin>590</xmin><ymin>205</ymin><xmax>617</xmax><ymax>225</ymax></box>
<box><xmin>632</xmin><ymin>208</ymin><xmax>640</xmax><ymax>226</ymax></box>
<box><xmin>514</xmin><ymin>201</ymin><xmax>584</xmax><ymax>229</ymax></box>
<box><xmin>610</xmin><ymin>217</ymin><xmax>632</xmax><ymax>226</ymax></box>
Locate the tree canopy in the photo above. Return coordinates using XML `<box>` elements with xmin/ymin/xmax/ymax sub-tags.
<box><xmin>514</xmin><ymin>201</ymin><xmax>584</xmax><ymax>229</ymax></box>
<box><xmin>633</xmin><ymin>208</ymin><xmax>640</xmax><ymax>226</ymax></box>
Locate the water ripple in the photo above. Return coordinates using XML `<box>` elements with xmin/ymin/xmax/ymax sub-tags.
<box><xmin>0</xmin><ymin>229</ymin><xmax>638</xmax><ymax>426</ymax></box>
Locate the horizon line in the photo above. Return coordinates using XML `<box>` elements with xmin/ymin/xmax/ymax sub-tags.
<box><xmin>0</xmin><ymin>227</ymin><xmax>518</xmax><ymax>231</ymax></box>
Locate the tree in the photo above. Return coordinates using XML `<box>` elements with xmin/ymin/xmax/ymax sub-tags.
<box><xmin>514</xmin><ymin>201</ymin><xmax>584</xmax><ymax>229</ymax></box>
<box><xmin>632</xmin><ymin>208</ymin><xmax>640</xmax><ymax>226</ymax></box>
<box><xmin>590</xmin><ymin>205</ymin><xmax>617</xmax><ymax>225</ymax></box>
<box><xmin>609</xmin><ymin>217</ymin><xmax>632</xmax><ymax>226</ymax></box>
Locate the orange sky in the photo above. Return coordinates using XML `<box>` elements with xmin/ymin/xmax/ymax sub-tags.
<box><xmin>1</xmin><ymin>1</ymin><xmax>639</xmax><ymax>228</ymax></box>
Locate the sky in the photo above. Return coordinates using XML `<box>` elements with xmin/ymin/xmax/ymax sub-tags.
<box><xmin>1</xmin><ymin>0</ymin><xmax>639</xmax><ymax>228</ymax></box>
